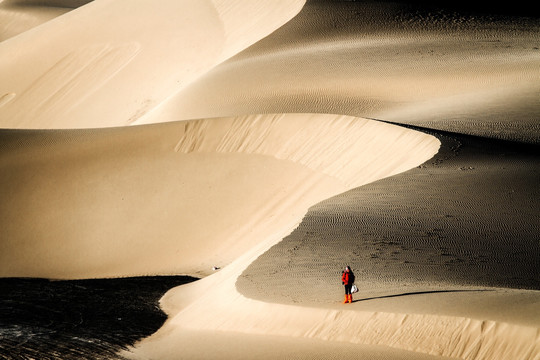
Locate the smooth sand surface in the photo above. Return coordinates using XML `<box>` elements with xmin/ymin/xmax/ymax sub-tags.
<box><xmin>0</xmin><ymin>1</ymin><xmax>539</xmax><ymax>359</ymax></box>
<box><xmin>0</xmin><ymin>0</ymin><xmax>91</xmax><ymax>41</ymax></box>
<box><xmin>0</xmin><ymin>114</ymin><xmax>438</xmax><ymax>278</ymax></box>
<box><xmin>0</xmin><ymin>0</ymin><xmax>304</xmax><ymax>128</ymax></box>
<box><xmin>131</xmin><ymin>328</ymin><xmax>451</xmax><ymax>360</ymax></box>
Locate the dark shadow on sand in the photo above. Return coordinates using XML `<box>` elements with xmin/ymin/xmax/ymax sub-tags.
<box><xmin>353</xmin><ymin>289</ymin><xmax>493</xmax><ymax>303</ymax></box>
<box><xmin>0</xmin><ymin>276</ymin><xmax>197</xmax><ymax>360</ymax></box>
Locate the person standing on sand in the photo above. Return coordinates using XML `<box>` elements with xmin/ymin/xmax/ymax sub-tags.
<box><xmin>341</xmin><ymin>266</ymin><xmax>355</xmax><ymax>304</ymax></box>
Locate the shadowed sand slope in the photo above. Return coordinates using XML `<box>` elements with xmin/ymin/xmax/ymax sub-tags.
<box><xmin>237</xmin><ymin>132</ymin><xmax>540</xmax><ymax>303</ymax></box>
<box><xmin>0</xmin><ymin>276</ymin><xmax>196</xmax><ymax>360</ymax></box>
<box><xmin>144</xmin><ymin>0</ymin><xmax>540</xmax><ymax>143</ymax></box>
<box><xmin>0</xmin><ymin>114</ymin><xmax>439</xmax><ymax>279</ymax></box>
<box><xmin>0</xmin><ymin>0</ymin><xmax>305</xmax><ymax>128</ymax></box>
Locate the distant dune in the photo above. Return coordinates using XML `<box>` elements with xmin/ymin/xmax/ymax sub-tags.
<box><xmin>0</xmin><ymin>0</ymin><xmax>305</xmax><ymax>128</ymax></box>
<box><xmin>144</xmin><ymin>0</ymin><xmax>540</xmax><ymax>144</ymax></box>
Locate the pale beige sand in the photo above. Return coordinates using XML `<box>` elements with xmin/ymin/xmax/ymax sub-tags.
<box><xmin>129</xmin><ymin>328</ymin><xmax>449</xmax><ymax>360</ymax></box>
<box><xmin>0</xmin><ymin>0</ymin><xmax>539</xmax><ymax>359</ymax></box>
<box><xmin>0</xmin><ymin>0</ymin><xmax>304</xmax><ymax>128</ymax></box>
<box><xmin>0</xmin><ymin>0</ymin><xmax>91</xmax><ymax>41</ymax></box>
<box><xmin>0</xmin><ymin>114</ymin><xmax>438</xmax><ymax>278</ymax></box>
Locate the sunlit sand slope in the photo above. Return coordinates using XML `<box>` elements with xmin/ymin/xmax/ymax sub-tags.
<box><xmin>128</xmin><ymin>131</ymin><xmax>539</xmax><ymax>360</ymax></box>
<box><xmin>144</xmin><ymin>1</ymin><xmax>540</xmax><ymax>143</ymax></box>
<box><xmin>0</xmin><ymin>0</ymin><xmax>304</xmax><ymax>128</ymax></box>
<box><xmin>0</xmin><ymin>0</ymin><xmax>92</xmax><ymax>41</ymax></box>
<box><xmin>0</xmin><ymin>114</ymin><xmax>439</xmax><ymax>279</ymax></box>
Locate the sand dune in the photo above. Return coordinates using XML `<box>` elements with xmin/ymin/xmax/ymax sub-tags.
<box><xmin>0</xmin><ymin>0</ymin><xmax>92</xmax><ymax>41</ymax></box>
<box><xmin>0</xmin><ymin>0</ymin><xmax>539</xmax><ymax>359</ymax></box>
<box><xmin>0</xmin><ymin>0</ymin><xmax>304</xmax><ymax>128</ymax></box>
<box><xmin>143</xmin><ymin>1</ymin><xmax>540</xmax><ymax>143</ymax></box>
<box><xmin>0</xmin><ymin>113</ymin><xmax>439</xmax><ymax>279</ymax></box>
<box><xmin>125</xmin><ymin>131</ymin><xmax>538</xmax><ymax>360</ymax></box>
<box><xmin>238</xmin><ymin>134</ymin><xmax>540</xmax><ymax>301</ymax></box>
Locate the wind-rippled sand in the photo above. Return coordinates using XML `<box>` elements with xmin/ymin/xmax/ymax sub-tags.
<box><xmin>0</xmin><ymin>1</ymin><xmax>538</xmax><ymax>359</ymax></box>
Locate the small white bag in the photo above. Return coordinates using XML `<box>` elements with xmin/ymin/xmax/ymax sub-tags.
<box><xmin>351</xmin><ymin>284</ymin><xmax>358</xmax><ymax>293</ymax></box>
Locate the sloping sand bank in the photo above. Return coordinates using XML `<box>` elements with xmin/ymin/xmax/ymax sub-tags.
<box><xmin>0</xmin><ymin>0</ymin><xmax>92</xmax><ymax>41</ymax></box>
<box><xmin>134</xmin><ymin>329</ymin><xmax>446</xmax><ymax>360</ymax></box>
<box><xmin>126</xmin><ymin>131</ymin><xmax>539</xmax><ymax>360</ymax></box>
<box><xmin>0</xmin><ymin>0</ymin><xmax>305</xmax><ymax>128</ymax></box>
<box><xmin>0</xmin><ymin>113</ymin><xmax>439</xmax><ymax>279</ymax></box>
<box><xmin>144</xmin><ymin>0</ymin><xmax>540</xmax><ymax>143</ymax></box>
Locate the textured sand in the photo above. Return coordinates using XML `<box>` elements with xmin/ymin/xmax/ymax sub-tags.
<box><xmin>144</xmin><ymin>1</ymin><xmax>540</xmax><ymax>143</ymax></box>
<box><xmin>0</xmin><ymin>0</ymin><xmax>539</xmax><ymax>359</ymax></box>
<box><xmin>237</xmin><ymin>132</ymin><xmax>540</xmax><ymax>303</ymax></box>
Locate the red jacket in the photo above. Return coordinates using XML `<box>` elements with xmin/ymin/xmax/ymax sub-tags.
<box><xmin>342</xmin><ymin>271</ymin><xmax>351</xmax><ymax>285</ymax></box>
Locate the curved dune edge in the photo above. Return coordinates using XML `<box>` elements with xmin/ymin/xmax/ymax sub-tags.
<box><xmin>123</xmin><ymin>118</ymin><xmax>537</xmax><ymax>360</ymax></box>
<box><xmin>0</xmin><ymin>113</ymin><xmax>439</xmax><ymax>279</ymax></box>
<box><xmin>0</xmin><ymin>0</ymin><xmax>305</xmax><ymax>129</ymax></box>
<box><xmin>128</xmin><ymin>181</ymin><xmax>538</xmax><ymax>360</ymax></box>
<box><xmin>144</xmin><ymin>0</ymin><xmax>540</xmax><ymax>144</ymax></box>
<box><xmin>119</xmin><ymin>115</ymin><xmax>534</xmax><ymax>360</ymax></box>
<box><xmin>127</xmin><ymin>223</ymin><xmax>538</xmax><ymax>359</ymax></box>
<box><xmin>129</xmin><ymin>287</ymin><xmax>538</xmax><ymax>360</ymax></box>
<box><xmin>1</xmin><ymin>112</ymin><xmax>444</xmax><ymax>357</ymax></box>
<box><xmin>127</xmin><ymin>203</ymin><xmax>538</xmax><ymax>360</ymax></box>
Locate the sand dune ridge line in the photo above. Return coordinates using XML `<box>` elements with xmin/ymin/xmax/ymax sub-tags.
<box><xmin>0</xmin><ymin>113</ymin><xmax>439</xmax><ymax>279</ymax></box>
<box><xmin>172</xmin><ymin>114</ymin><xmax>440</xmax><ymax>187</ymax></box>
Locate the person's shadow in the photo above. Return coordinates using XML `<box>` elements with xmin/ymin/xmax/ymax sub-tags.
<box><xmin>352</xmin><ymin>289</ymin><xmax>492</xmax><ymax>303</ymax></box>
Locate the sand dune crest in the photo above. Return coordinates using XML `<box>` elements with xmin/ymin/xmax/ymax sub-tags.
<box><xmin>0</xmin><ymin>0</ymin><xmax>305</xmax><ymax>129</ymax></box>
<box><xmin>0</xmin><ymin>114</ymin><xmax>439</xmax><ymax>279</ymax></box>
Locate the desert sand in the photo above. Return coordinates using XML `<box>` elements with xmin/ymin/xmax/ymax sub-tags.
<box><xmin>0</xmin><ymin>0</ymin><xmax>539</xmax><ymax>359</ymax></box>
